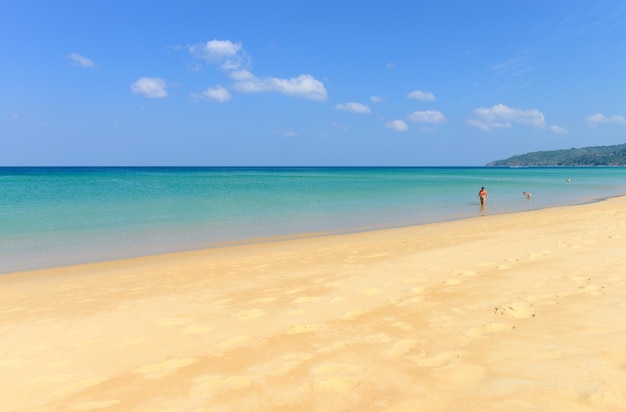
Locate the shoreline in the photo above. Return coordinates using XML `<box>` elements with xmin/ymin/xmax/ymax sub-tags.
<box><xmin>4</xmin><ymin>191</ymin><xmax>624</xmax><ymax>276</ymax></box>
<box><xmin>2</xmin><ymin>196</ymin><xmax>626</xmax><ymax>410</ymax></box>
<box><xmin>4</xmin><ymin>165</ymin><xmax>626</xmax><ymax>275</ymax></box>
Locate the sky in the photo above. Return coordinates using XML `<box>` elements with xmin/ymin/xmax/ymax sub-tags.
<box><xmin>2</xmin><ymin>0</ymin><xmax>626</xmax><ymax>166</ymax></box>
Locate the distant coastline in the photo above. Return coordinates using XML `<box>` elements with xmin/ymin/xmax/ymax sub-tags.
<box><xmin>487</xmin><ymin>142</ymin><xmax>626</xmax><ymax>166</ymax></box>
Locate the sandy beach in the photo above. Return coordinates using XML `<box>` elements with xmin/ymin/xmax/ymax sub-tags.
<box><xmin>2</xmin><ymin>196</ymin><xmax>626</xmax><ymax>411</ymax></box>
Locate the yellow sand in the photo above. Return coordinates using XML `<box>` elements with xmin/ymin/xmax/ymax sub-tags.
<box><xmin>2</xmin><ymin>196</ymin><xmax>626</xmax><ymax>411</ymax></box>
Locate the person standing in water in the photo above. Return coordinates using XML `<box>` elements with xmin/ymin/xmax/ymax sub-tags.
<box><xmin>478</xmin><ymin>187</ymin><xmax>487</xmax><ymax>205</ymax></box>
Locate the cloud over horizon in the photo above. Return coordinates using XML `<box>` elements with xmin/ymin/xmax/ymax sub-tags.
<box><xmin>467</xmin><ymin>103</ymin><xmax>548</xmax><ymax>132</ymax></box>
<box><xmin>587</xmin><ymin>113</ymin><xmax>626</xmax><ymax>126</ymax></box>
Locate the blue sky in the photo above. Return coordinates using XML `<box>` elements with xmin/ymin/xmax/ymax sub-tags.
<box><xmin>2</xmin><ymin>1</ymin><xmax>626</xmax><ymax>166</ymax></box>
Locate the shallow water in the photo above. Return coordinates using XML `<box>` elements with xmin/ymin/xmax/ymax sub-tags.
<box><xmin>1</xmin><ymin>167</ymin><xmax>625</xmax><ymax>272</ymax></box>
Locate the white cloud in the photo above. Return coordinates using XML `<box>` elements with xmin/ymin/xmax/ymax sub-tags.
<box><xmin>229</xmin><ymin>70</ymin><xmax>255</xmax><ymax>81</ymax></box>
<box><xmin>188</xmin><ymin>39</ymin><xmax>247</xmax><ymax>70</ymax></box>
<box><xmin>283</xmin><ymin>130</ymin><xmax>298</xmax><ymax>137</ymax></box>
<box><xmin>335</xmin><ymin>102</ymin><xmax>371</xmax><ymax>114</ymax></box>
<box><xmin>131</xmin><ymin>77</ymin><xmax>168</xmax><ymax>98</ymax></box>
<box><xmin>407</xmin><ymin>90</ymin><xmax>435</xmax><ymax>101</ymax></box>
<box><xmin>232</xmin><ymin>72</ymin><xmax>327</xmax><ymax>101</ymax></box>
<box><xmin>408</xmin><ymin>110</ymin><xmax>446</xmax><ymax>124</ymax></box>
<box><xmin>386</xmin><ymin>120</ymin><xmax>408</xmax><ymax>131</ymax></box>
<box><xmin>370</xmin><ymin>96</ymin><xmax>384</xmax><ymax>103</ymax></box>
<box><xmin>466</xmin><ymin>119</ymin><xmax>491</xmax><ymax>132</ymax></box>
<box><xmin>467</xmin><ymin>103</ymin><xmax>546</xmax><ymax>131</ymax></box>
<box><xmin>587</xmin><ymin>113</ymin><xmax>626</xmax><ymax>126</ymax></box>
<box><xmin>549</xmin><ymin>125</ymin><xmax>568</xmax><ymax>134</ymax></box>
<box><xmin>332</xmin><ymin>121</ymin><xmax>348</xmax><ymax>132</ymax></box>
<box><xmin>188</xmin><ymin>39</ymin><xmax>327</xmax><ymax>101</ymax></box>
<box><xmin>200</xmin><ymin>85</ymin><xmax>231</xmax><ymax>102</ymax></box>
<box><xmin>68</xmin><ymin>53</ymin><xmax>95</xmax><ymax>68</ymax></box>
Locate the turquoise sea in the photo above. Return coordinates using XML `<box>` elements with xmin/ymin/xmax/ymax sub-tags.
<box><xmin>1</xmin><ymin>167</ymin><xmax>625</xmax><ymax>273</ymax></box>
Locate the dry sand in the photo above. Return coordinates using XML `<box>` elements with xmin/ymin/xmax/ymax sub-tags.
<box><xmin>2</xmin><ymin>196</ymin><xmax>626</xmax><ymax>411</ymax></box>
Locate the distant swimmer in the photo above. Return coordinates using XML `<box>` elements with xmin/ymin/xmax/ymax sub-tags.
<box><xmin>566</xmin><ymin>177</ymin><xmax>571</xmax><ymax>182</ymax></box>
<box><xmin>523</xmin><ymin>191</ymin><xmax>531</xmax><ymax>200</ymax></box>
<box><xmin>478</xmin><ymin>187</ymin><xmax>487</xmax><ymax>205</ymax></box>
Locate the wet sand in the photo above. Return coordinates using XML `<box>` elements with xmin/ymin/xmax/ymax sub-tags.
<box><xmin>1</xmin><ymin>196</ymin><xmax>626</xmax><ymax>411</ymax></box>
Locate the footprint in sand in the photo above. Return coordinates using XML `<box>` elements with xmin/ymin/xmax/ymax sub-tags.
<box><xmin>287</xmin><ymin>324</ymin><xmax>321</xmax><ymax>334</ymax></box>
<box><xmin>309</xmin><ymin>363</ymin><xmax>364</xmax><ymax>392</ymax></box>
<box><xmin>342</xmin><ymin>309</ymin><xmax>365</xmax><ymax>320</ymax></box>
<box><xmin>391</xmin><ymin>321</ymin><xmax>413</xmax><ymax>331</ymax></box>
<box><xmin>29</xmin><ymin>374</ymin><xmax>73</xmax><ymax>385</ymax></box>
<box><xmin>363</xmin><ymin>333</ymin><xmax>393</xmax><ymax>344</ymax></box>
<box><xmin>417</xmin><ymin>351</ymin><xmax>459</xmax><ymax>368</ymax></box>
<box><xmin>286</xmin><ymin>287</ymin><xmax>308</xmax><ymax>295</ymax></box>
<box><xmin>55</xmin><ymin>283</ymin><xmax>82</xmax><ymax>291</ymax></box>
<box><xmin>387</xmin><ymin>339</ymin><xmax>420</xmax><ymax>357</ymax></box>
<box><xmin>1</xmin><ymin>306</ymin><xmax>25</xmax><ymax>315</ymax></box>
<box><xmin>45</xmin><ymin>359</ymin><xmax>70</xmax><ymax>369</ymax></box>
<box><xmin>269</xmin><ymin>353</ymin><xmax>313</xmax><ymax>377</ymax></box>
<box><xmin>118</xmin><ymin>337</ymin><xmax>146</xmax><ymax>347</ymax></box>
<box><xmin>235</xmin><ymin>308</ymin><xmax>267</xmax><ymax>320</ymax></box>
<box><xmin>54</xmin><ymin>377</ymin><xmax>107</xmax><ymax>398</ymax></box>
<box><xmin>392</xmin><ymin>288</ymin><xmax>425</xmax><ymax>306</ymax></box>
<box><xmin>253</xmin><ymin>297</ymin><xmax>277</xmax><ymax>304</ymax></box>
<box><xmin>410</xmin><ymin>286</ymin><xmax>425</xmax><ymax>294</ymax></box>
<box><xmin>495</xmin><ymin>302</ymin><xmax>536</xmax><ymax>319</ymax></box>
<box><xmin>581</xmin><ymin>284</ymin><xmax>606</xmax><ymax>295</ymax></box>
<box><xmin>183</xmin><ymin>325</ymin><xmax>212</xmax><ymax>335</ymax></box>
<box><xmin>395</xmin><ymin>296</ymin><xmax>424</xmax><ymax>306</ymax></box>
<box><xmin>156</xmin><ymin>316</ymin><xmax>191</xmax><ymax>327</ymax></box>
<box><xmin>288</xmin><ymin>309</ymin><xmax>307</xmax><ymax>316</ymax></box>
<box><xmin>195</xmin><ymin>375</ymin><xmax>254</xmax><ymax>391</ymax></box>
<box><xmin>359</xmin><ymin>287</ymin><xmax>383</xmax><ymax>296</ymax></box>
<box><xmin>292</xmin><ymin>296</ymin><xmax>322</xmax><ymax>303</ymax></box>
<box><xmin>222</xmin><ymin>376</ymin><xmax>254</xmax><ymax>389</ymax></box>
<box><xmin>135</xmin><ymin>357</ymin><xmax>198</xmax><ymax>379</ymax></box>
<box><xmin>452</xmin><ymin>270</ymin><xmax>478</xmax><ymax>277</ymax></box>
<box><xmin>218</xmin><ymin>336</ymin><xmax>251</xmax><ymax>350</ymax></box>
<box><xmin>312</xmin><ymin>363</ymin><xmax>366</xmax><ymax>376</ymax></box>
<box><xmin>73</xmin><ymin>400</ymin><xmax>121</xmax><ymax>411</ymax></box>
<box><xmin>466</xmin><ymin>322</ymin><xmax>512</xmax><ymax>338</ymax></box>
<box><xmin>313</xmin><ymin>376</ymin><xmax>361</xmax><ymax>392</ymax></box>
<box><xmin>527</xmin><ymin>249</ymin><xmax>553</xmax><ymax>260</ymax></box>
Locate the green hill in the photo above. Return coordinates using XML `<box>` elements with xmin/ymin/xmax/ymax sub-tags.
<box><xmin>487</xmin><ymin>143</ymin><xmax>626</xmax><ymax>166</ymax></box>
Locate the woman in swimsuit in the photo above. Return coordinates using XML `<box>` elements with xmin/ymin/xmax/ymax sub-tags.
<box><xmin>478</xmin><ymin>187</ymin><xmax>487</xmax><ymax>205</ymax></box>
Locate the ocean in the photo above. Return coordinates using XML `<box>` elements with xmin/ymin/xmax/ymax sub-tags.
<box><xmin>1</xmin><ymin>166</ymin><xmax>625</xmax><ymax>273</ymax></box>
